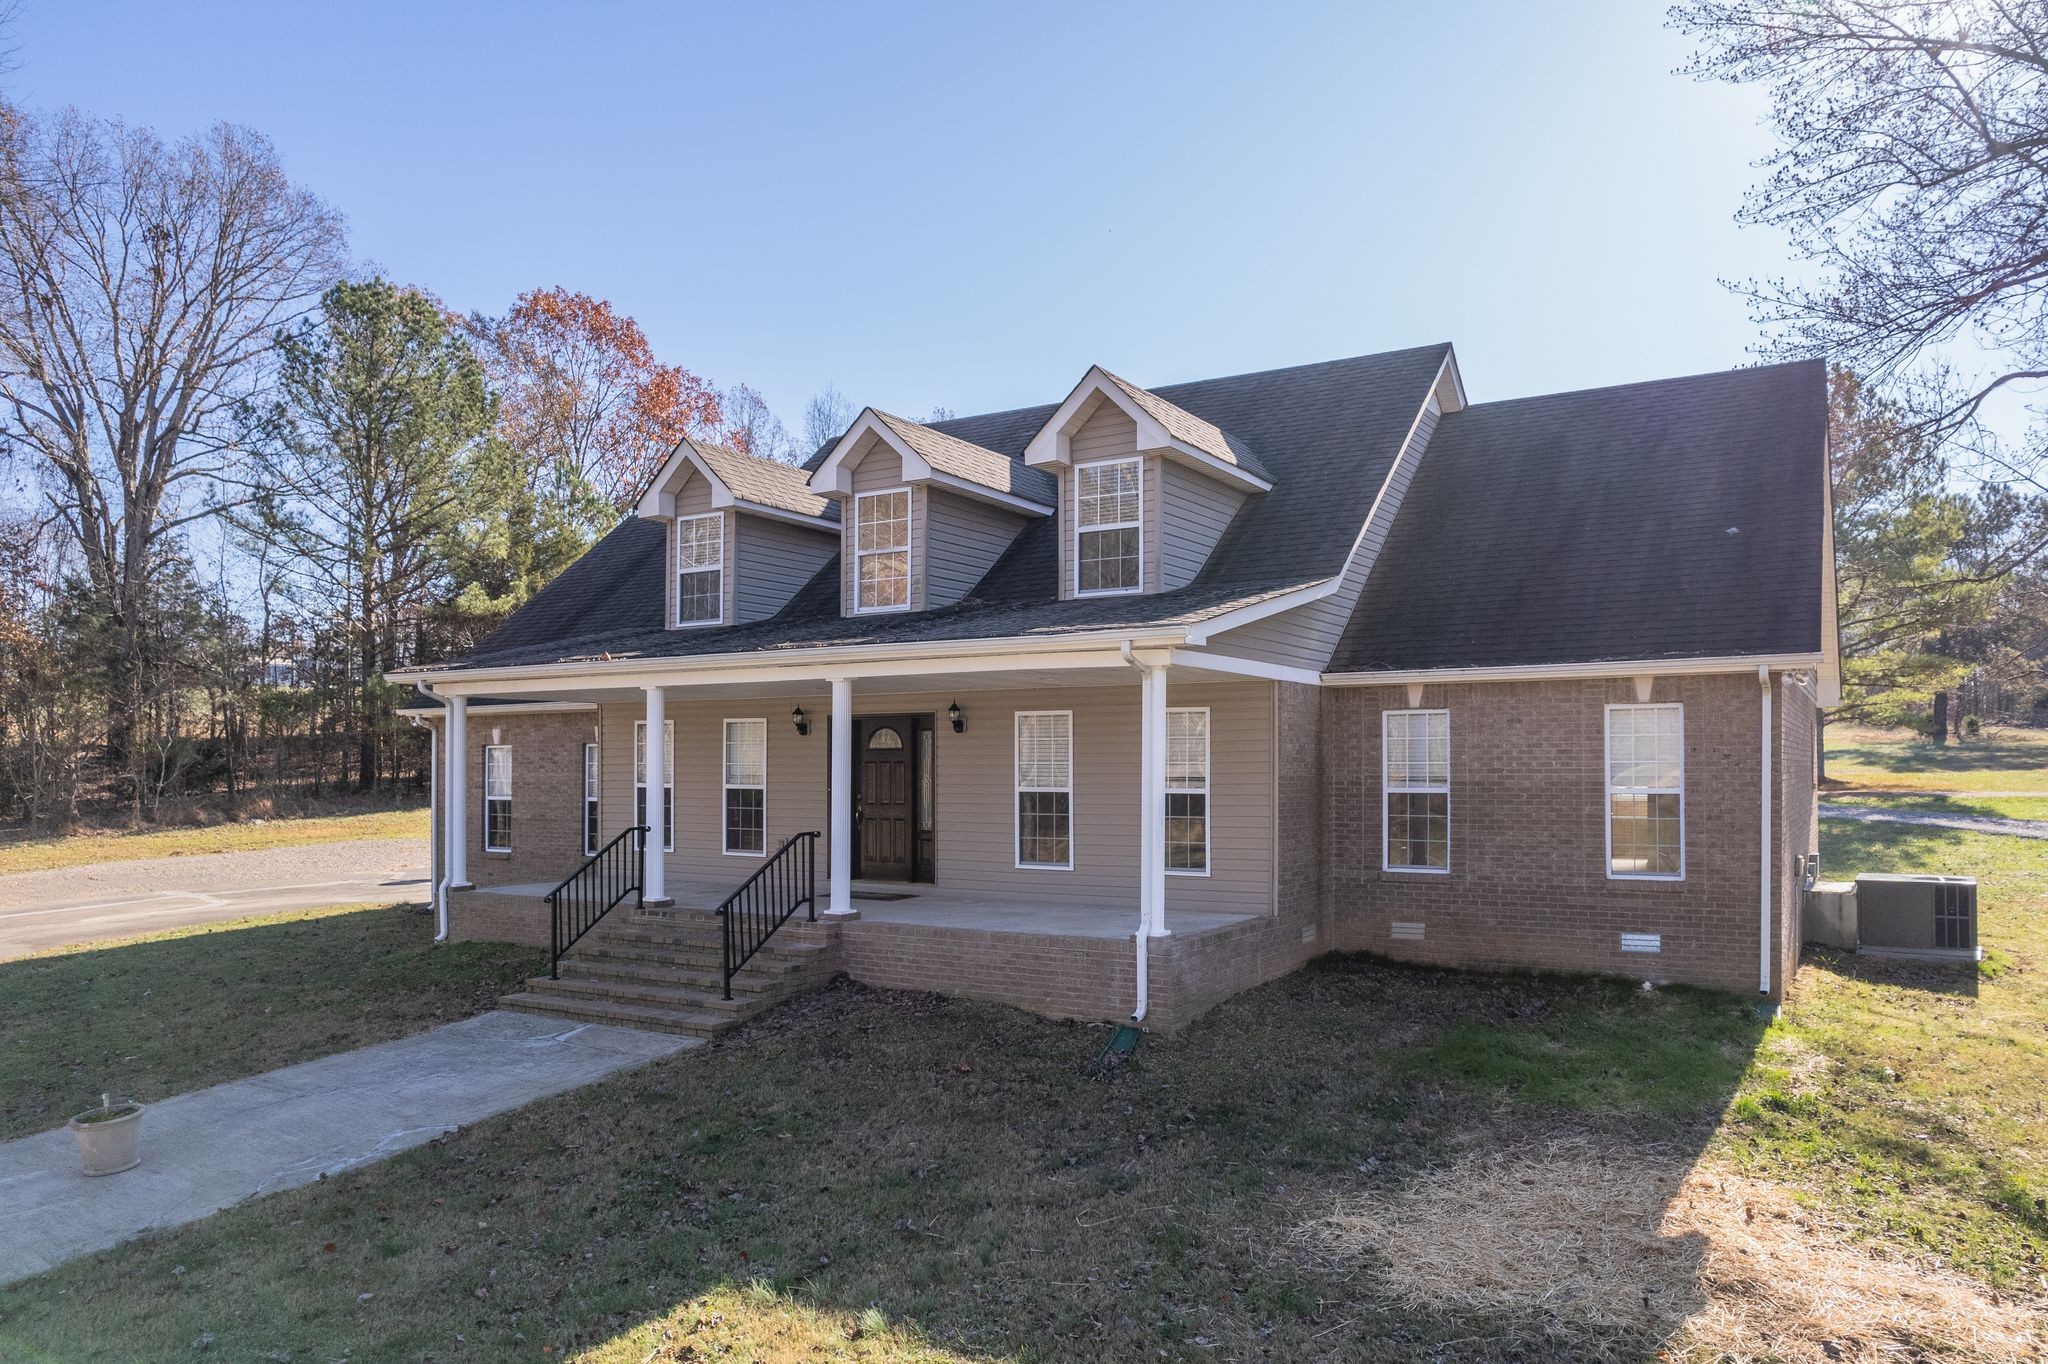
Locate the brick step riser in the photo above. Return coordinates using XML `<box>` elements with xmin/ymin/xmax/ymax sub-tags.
<box><xmin>497</xmin><ymin>993</ymin><xmax>732</xmax><ymax>1039</ymax></box>
<box><xmin>557</xmin><ymin>961</ymin><xmax>791</xmax><ymax>995</ymax></box>
<box><xmin>521</xmin><ymin>975</ymin><xmax>790</xmax><ymax>1014</ymax></box>
<box><xmin>574</xmin><ymin>940</ymin><xmax>824</xmax><ymax>969</ymax></box>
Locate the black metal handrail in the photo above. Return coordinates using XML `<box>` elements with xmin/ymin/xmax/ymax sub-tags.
<box><xmin>717</xmin><ymin>830</ymin><xmax>819</xmax><ymax>999</ymax></box>
<box><xmin>547</xmin><ymin>825</ymin><xmax>647</xmax><ymax>978</ymax></box>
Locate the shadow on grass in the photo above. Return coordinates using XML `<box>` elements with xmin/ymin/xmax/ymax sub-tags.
<box><xmin>1829</xmin><ymin>735</ymin><xmax>2048</xmax><ymax>777</ymax></box>
<box><xmin>0</xmin><ymin>953</ymin><xmax>1772</xmax><ymax>1362</ymax></box>
<box><xmin>0</xmin><ymin>904</ymin><xmax>542</xmax><ymax>1141</ymax></box>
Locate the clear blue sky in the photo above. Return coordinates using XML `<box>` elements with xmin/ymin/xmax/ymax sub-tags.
<box><xmin>13</xmin><ymin>1</ymin><xmax>1793</xmax><ymax>429</ymax></box>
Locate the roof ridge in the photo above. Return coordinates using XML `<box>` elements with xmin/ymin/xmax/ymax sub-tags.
<box><xmin>1454</xmin><ymin>356</ymin><xmax>1823</xmax><ymax>414</ymax></box>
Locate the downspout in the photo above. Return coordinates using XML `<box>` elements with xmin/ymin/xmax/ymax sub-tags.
<box><xmin>413</xmin><ymin>688</ymin><xmax>449</xmax><ymax>944</ymax></box>
<box><xmin>1758</xmin><ymin>665</ymin><xmax>1773</xmax><ymax>995</ymax></box>
<box><xmin>1120</xmin><ymin>640</ymin><xmax>1151</xmax><ymax>1022</ymax></box>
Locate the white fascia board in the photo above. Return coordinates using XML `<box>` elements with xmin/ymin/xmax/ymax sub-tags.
<box><xmin>809</xmin><ymin>410</ymin><xmax>925</xmax><ymax>497</ymax></box>
<box><xmin>731</xmin><ymin>500</ymin><xmax>840</xmax><ymax>534</ymax></box>
<box><xmin>1319</xmin><ymin>653</ymin><xmax>1828</xmax><ymax>687</ymax></box>
<box><xmin>1023</xmin><ymin>366</ymin><xmax>1115</xmax><ymax>468</ymax></box>
<box><xmin>1022</xmin><ymin>366</ymin><xmax>1272</xmax><ymax>491</ymax></box>
<box><xmin>1817</xmin><ymin>436</ymin><xmax>1844</xmax><ymax>707</ymax></box>
<box><xmin>1165</xmin><ymin>648</ymin><xmax>1321</xmax><ymax>686</ymax></box>
<box><xmin>1434</xmin><ymin>346</ymin><xmax>1467</xmax><ymax>413</ymax></box>
<box><xmin>1181</xmin><ymin>580</ymin><xmax>1341</xmax><ymax>645</ymax></box>
<box><xmin>1158</xmin><ymin>438</ymin><xmax>1272</xmax><ymax>493</ymax></box>
<box><xmin>635</xmin><ymin>439</ymin><xmax>729</xmax><ymax>519</ymax></box>
<box><xmin>923</xmin><ymin>468</ymin><xmax>1053</xmax><ymax>516</ymax></box>
<box><xmin>394</xmin><ymin>628</ymin><xmax>1192</xmax><ymax>694</ymax></box>
<box><xmin>394</xmin><ymin>700</ymin><xmax>601</xmax><ymax>717</ymax></box>
<box><xmin>1182</xmin><ymin>352</ymin><xmax>1457</xmax><ymax>649</ymax></box>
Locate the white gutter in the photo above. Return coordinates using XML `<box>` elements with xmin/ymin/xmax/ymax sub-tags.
<box><xmin>1759</xmin><ymin>664</ymin><xmax>1774</xmax><ymax>996</ymax></box>
<box><xmin>407</xmin><ymin>712</ymin><xmax>448</xmax><ymax>944</ymax></box>
<box><xmin>1120</xmin><ymin>641</ymin><xmax>1153</xmax><ymax>1022</ymax></box>
<box><xmin>1321</xmin><ymin>653</ymin><xmax>1827</xmax><ymax>688</ymax></box>
<box><xmin>389</xmin><ymin>626</ymin><xmax>1189</xmax><ymax>691</ymax></box>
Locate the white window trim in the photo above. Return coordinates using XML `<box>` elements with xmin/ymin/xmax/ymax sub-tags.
<box><xmin>1073</xmin><ymin>456</ymin><xmax>1144</xmax><ymax>597</ymax></box>
<box><xmin>673</xmin><ymin>512</ymin><xmax>725</xmax><ymax>628</ymax></box>
<box><xmin>582</xmin><ymin>741</ymin><xmax>600</xmax><ymax>857</ymax></box>
<box><xmin>1165</xmin><ymin>705</ymin><xmax>1211</xmax><ymax>878</ymax></box>
<box><xmin>852</xmin><ymin>487</ymin><xmax>914</xmax><ymax>615</ymax></box>
<box><xmin>722</xmin><ymin>717</ymin><xmax>768</xmax><ymax>858</ymax></box>
<box><xmin>1604</xmin><ymin>702</ymin><xmax>1686</xmax><ymax>881</ymax></box>
<box><xmin>1014</xmin><ymin>709</ymin><xmax>1074</xmax><ymax>871</ymax></box>
<box><xmin>633</xmin><ymin>718</ymin><xmax>676</xmax><ymax>852</ymax></box>
<box><xmin>1381</xmin><ymin>709</ymin><xmax>1450</xmax><ymax>874</ymax></box>
<box><xmin>482</xmin><ymin>744</ymin><xmax>512</xmax><ymax>853</ymax></box>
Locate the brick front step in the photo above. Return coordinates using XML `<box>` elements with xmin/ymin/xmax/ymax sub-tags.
<box><xmin>502</xmin><ymin>918</ymin><xmax>835</xmax><ymax>1038</ymax></box>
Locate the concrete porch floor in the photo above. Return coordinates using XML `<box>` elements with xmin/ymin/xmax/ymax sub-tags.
<box><xmin>475</xmin><ymin>875</ymin><xmax>1262</xmax><ymax>940</ymax></box>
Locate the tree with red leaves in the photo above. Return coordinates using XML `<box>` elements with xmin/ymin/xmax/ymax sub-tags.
<box><xmin>475</xmin><ymin>287</ymin><xmax>724</xmax><ymax>514</ymax></box>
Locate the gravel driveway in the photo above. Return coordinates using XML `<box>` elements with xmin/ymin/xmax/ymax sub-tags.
<box><xmin>0</xmin><ymin>838</ymin><xmax>430</xmax><ymax>959</ymax></box>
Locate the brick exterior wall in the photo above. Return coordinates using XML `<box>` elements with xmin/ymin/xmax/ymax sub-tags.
<box><xmin>1323</xmin><ymin>672</ymin><xmax>1802</xmax><ymax>998</ymax></box>
<box><xmin>428</xmin><ymin>671</ymin><xmax>1818</xmax><ymax>1022</ymax></box>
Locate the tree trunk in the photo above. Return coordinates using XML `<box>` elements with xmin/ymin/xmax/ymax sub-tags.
<box><xmin>1815</xmin><ymin>708</ymin><xmax>1829</xmax><ymax>785</ymax></box>
<box><xmin>1930</xmin><ymin>690</ymin><xmax>1950</xmax><ymax>745</ymax></box>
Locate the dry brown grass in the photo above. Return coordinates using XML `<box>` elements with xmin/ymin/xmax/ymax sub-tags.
<box><xmin>1298</xmin><ymin>1141</ymin><xmax>2048</xmax><ymax>1362</ymax></box>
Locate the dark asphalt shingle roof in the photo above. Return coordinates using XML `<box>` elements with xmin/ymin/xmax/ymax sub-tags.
<box><xmin>449</xmin><ymin>344</ymin><xmax>1452</xmax><ymax>671</ymax></box>
<box><xmin>1100</xmin><ymin>370</ymin><xmax>1273</xmax><ymax>482</ymax></box>
<box><xmin>1329</xmin><ymin>359</ymin><xmax>1827</xmax><ymax>673</ymax></box>
<box><xmin>869</xmin><ymin>410</ymin><xmax>1058</xmax><ymax>504</ymax></box>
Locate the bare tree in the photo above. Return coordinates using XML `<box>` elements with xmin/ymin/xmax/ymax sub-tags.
<box><xmin>719</xmin><ymin>382</ymin><xmax>793</xmax><ymax>463</ymax></box>
<box><xmin>0</xmin><ymin>106</ymin><xmax>346</xmax><ymax>771</ymax></box>
<box><xmin>1675</xmin><ymin>2</ymin><xmax>2048</xmax><ymax>472</ymax></box>
<box><xmin>801</xmin><ymin>383</ymin><xmax>853</xmax><ymax>456</ymax></box>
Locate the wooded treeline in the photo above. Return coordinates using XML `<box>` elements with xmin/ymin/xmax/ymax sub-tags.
<box><xmin>0</xmin><ymin>101</ymin><xmax>831</xmax><ymax>829</ymax></box>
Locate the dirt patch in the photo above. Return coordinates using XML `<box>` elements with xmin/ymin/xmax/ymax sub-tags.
<box><xmin>1296</xmin><ymin>1140</ymin><xmax>2048</xmax><ymax>1362</ymax></box>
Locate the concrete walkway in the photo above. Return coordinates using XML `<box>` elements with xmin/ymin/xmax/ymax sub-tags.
<box><xmin>1821</xmin><ymin>803</ymin><xmax>2048</xmax><ymax>840</ymax></box>
<box><xmin>0</xmin><ymin>1010</ymin><xmax>693</xmax><ymax>1285</ymax></box>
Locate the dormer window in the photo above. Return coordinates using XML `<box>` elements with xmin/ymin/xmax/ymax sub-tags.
<box><xmin>854</xmin><ymin>488</ymin><xmax>912</xmax><ymax>612</ymax></box>
<box><xmin>1075</xmin><ymin>457</ymin><xmax>1143</xmax><ymax>595</ymax></box>
<box><xmin>675</xmin><ymin>512</ymin><xmax>724</xmax><ymax>626</ymax></box>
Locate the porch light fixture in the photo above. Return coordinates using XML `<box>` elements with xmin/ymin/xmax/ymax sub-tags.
<box><xmin>948</xmin><ymin>701</ymin><xmax>964</xmax><ymax>733</ymax></box>
<box><xmin>791</xmin><ymin>706</ymin><xmax>809</xmax><ymax>737</ymax></box>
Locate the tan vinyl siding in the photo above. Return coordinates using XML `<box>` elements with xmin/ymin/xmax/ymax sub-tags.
<box><xmin>923</xmin><ymin>486</ymin><xmax>1028</xmax><ymax>607</ymax></box>
<box><xmin>1206</xmin><ymin>397</ymin><xmax>1442</xmax><ymax>669</ymax></box>
<box><xmin>840</xmin><ymin>438</ymin><xmax>918</xmax><ymax>613</ymax></box>
<box><xmin>595</xmin><ymin>680</ymin><xmax>1274</xmax><ymax>915</ymax></box>
<box><xmin>733</xmin><ymin>513</ymin><xmax>836</xmax><ymax>623</ymax></box>
<box><xmin>1158</xmin><ymin>460</ymin><xmax>1248</xmax><ymax>590</ymax></box>
<box><xmin>664</xmin><ymin>469</ymin><xmax>733</xmax><ymax>628</ymax></box>
<box><xmin>1064</xmin><ymin>400</ymin><xmax>1142</xmax><ymax>597</ymax></box>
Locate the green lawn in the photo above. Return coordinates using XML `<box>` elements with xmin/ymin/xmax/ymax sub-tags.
<box><xmin>0</xmin><ymin>806</ymin><xmax>431</xmax><ymax>875</ymax></box>
<box><xmin>1827</xmin><ymin>791</ymin><xmax>2048</xmax><ymax>822</ymax></box>
<box><xmin>1824</xmin><ymin>722</ymin><xmax>2048</xmax><ymax>793</ymax></box>
<box><xmin>1</xmin><ymin>742</ymin><xmax>2043</xmax><ymax>1360</ymax></box>
<box><xmin>0</xmin><ymin>904</ymin><xmax>541</xmax><ymax>1141</ymax></box>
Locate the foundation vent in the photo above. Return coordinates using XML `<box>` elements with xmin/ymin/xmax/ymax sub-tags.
<box><xmin>1390</xmin><ymin>921</ymin><xmax>1425</xmax><ymax>942</ymax></box>
<box><xmin>1620</xmin><ymin>932</ymin><xmax>1662</xmax><ymax>954</ymax></box>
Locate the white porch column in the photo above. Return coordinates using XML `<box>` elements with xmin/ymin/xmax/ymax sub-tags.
<box><xmin>1142</xmin><ymin>663</ymin><xmax>1170</xmax><ymax>938</ymax></box>
<box><xmin>642</xmin><ymin>685</ymin><xmax>670</xmax><ymax>906</ymax></box>
<box><xmin>444</xmin><ymin>695</ymin><xmax>471</xmax><ymax>891</ymax></box>
<box><xmin>824</xmin><ymin>677</ymin><xmax>856</xmax><ymax>918</ymax></box>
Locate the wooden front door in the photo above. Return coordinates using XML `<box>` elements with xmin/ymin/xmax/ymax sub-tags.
<box><xmin>856</xmin><ymin>717</ymin><xmax>915</xmax><ymax>880</ymax></box>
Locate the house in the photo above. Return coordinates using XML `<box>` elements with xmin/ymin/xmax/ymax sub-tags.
<box><xmin>390</xmin><ymin>344</ymin><xmax>1837</xmax><ymax>1034</ymax></box>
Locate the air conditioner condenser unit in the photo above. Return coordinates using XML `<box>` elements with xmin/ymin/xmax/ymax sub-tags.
<box><xmin>1854</xmin><ymin>873</ymin><xmax>1980</xmax><ymax>962</ymax></box>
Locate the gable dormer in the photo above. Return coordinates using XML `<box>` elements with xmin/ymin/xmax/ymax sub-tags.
<box><xmin>1023</xmin><ymin>367</ymin><xmax>1271</xmax><ymax>598</ymax></box>
<box><xmin>809</xmin><ymin>409</ymin><xmax>1053</xmax><ymax>615</ymax></box>
<box><xmin>635</xmin><ymin>437</ymin><xmax>839</xmax><ymax>628</ymax></box>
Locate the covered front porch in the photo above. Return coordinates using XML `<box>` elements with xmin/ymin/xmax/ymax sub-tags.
<box><xmin>415</xmin><ymin>637</ymin><xmax>1314</xmax><ymax>1025</ymax></box>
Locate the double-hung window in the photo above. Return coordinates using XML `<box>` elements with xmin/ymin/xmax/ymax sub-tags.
<box><xmin>723</xmin><ymin>718</ymin><xmax>767</xmax><ymax>855</ymax></box>
<box><xmin>482</xmin><ymin>745</ymin><xmax>512</xmax><ymax>852</ymax></box>
<box><xmin>1383</xmin><ymin>710</ymin><xmax>1449</xmax><ymax>872</ymax></box>
<box><xmin>675</xmin><ymin>513</ymin><xmax>723</xmax><ymax>626</ymax></box>
<box><xmin>1606</xmin><ymin>704</ymin><xmax>1684</xmax><ymax>879</ymax></box>
<box><xmin>633</xmin><ymin>719</ymin><xmax>675</xmax><ymax>852</ymax></box>
<box><xmin>1015</xmin><ymin>711</ymin><xmax>1073</xmax><ymax>869</ymax></box>
<box><xmin>1075</xmin><ymin>457</ymin><xmax>1142</xmax><ymax>595</ymax></box>
<box><xmin>854</xmin><ymin>489</ymin><xmax>911</xmax><ymax>612</ymax></box>
<box><xmin>581</xmin><ymin>742</ymin><xmax>600</xmax><ymax>856</ymax></box>
<box><xmin>1165</xmin><ymin>707</ymin><xmax>1210</xmax><ymax>874</ymax></box>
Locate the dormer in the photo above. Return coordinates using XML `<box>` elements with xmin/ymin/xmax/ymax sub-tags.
<box><xmin>1023</xmin><ymin>367</ymin><xmax>1271</xmax><ymax>598</ymax></box>
<box><xmin>809</xmin><ymin>409</ymin><xmax>1054</xmax><ymax>615</ymax></box>
<box><xmin>635</xmin><ymin>438</ymin><xmax>839</xmax><ymax>628</ymax></box>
